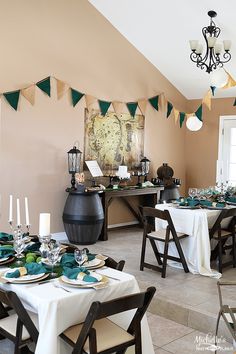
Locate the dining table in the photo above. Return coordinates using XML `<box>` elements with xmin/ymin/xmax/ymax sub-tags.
<box><xmin>154</xmin><ymin>203</ymin><xmax>234</xmax><ymax>278</ymax></box>
<box><xmin>0</xmin><ymin>264</ymin><xmax>154</xmax><ymax>354</ymax></box>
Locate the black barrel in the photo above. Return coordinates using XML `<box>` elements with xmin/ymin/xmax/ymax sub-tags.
<box><xmin>62</xmin><ymin>190</ymin><xmax>104</xmax><ymax>245</ymax></box>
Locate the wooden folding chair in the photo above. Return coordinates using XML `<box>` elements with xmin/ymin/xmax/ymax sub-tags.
<box><xmin>215</xmin><ymin>281</ymin><xmax>236</xmax><ymax>352</ymax></box>
<box><xmin>60</xmin><ymin>286</ymin><xmax>156</xmax><ymax>354</ymax></box>
<box><xmin>209</xmin><ymin>208</ymin><xmax>236</xmax><ymax>273</ymax></box>
<box><xmin>104</xmin><ymin>257</ymin><xmax>125</xmax><ymax>271</ymax></box>
<box><xmin>140</xmin><ymin>206</ymin><xmax>189</xmax><ymax>278</ymax></box>
<box><xmin>0</xmin><ymin>288</ymin><xmax>38</xmax><ymax>354</ymax></box>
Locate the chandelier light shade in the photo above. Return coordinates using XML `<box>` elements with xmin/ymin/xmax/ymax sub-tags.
<box><xmin>67</xmin><ymin>144</ymin><xmax>82</xmax><ymax>190</ymax></box>
<box><xmin>189</xmin><ymin>10</ymin><xmax>231</xmax><ymax>73</ymax></box>
<box><xmin>186</xmin><ymin>115</ymin><xmax>203</xmax><ymax>131</ymax></box>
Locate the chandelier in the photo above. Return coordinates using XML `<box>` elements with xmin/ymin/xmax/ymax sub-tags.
<box><xmin>189</xmin><ymin>11</ymin><xmax>231</xmax><ymax>73</ymax></box>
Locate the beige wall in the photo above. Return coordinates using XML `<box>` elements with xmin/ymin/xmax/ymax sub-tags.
<box><xmin>0</xmin><ymin>0</ymin><xmax>188</xmax><ymax>234</ymax></box>
<box><xmin>186</xmin><ymin>97</ymin><xmax>236</xmax><ymax>191</ymax></box>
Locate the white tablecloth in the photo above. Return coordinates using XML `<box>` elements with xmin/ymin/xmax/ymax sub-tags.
<box><xmin>155</xmin><ymin>204</ymin><xmax>223</xmax><ymax>278</ymax></box>
<box><xmin>0</xmin><ymin>267</ymin><xmax>154</xmax><ymax>354</ymax></box>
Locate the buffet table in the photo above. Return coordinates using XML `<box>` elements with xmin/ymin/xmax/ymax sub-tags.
<box><xmin>100</xmin><ymin>186</ymin><xmax>164</xmax><ymax>240</ymax></box>
<box><xmin>155</xmin><ymin>203</ymin><xmax>229</xmax><ymax>278</ymax></box>
<box><xmin>0</xmin><ymin>267</ymin><xmax>154</xmax><ymax>354</ymax></box>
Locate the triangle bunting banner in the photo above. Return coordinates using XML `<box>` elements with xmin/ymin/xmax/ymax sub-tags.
<box><xmin>56</xmin><ymin>79</ymin><xmax>69</xmax><ymax>99</ymax></box>
<box><xmin>210</xmin><ymin>86</ymin><xmax>216</xmax><ymax>96</ymax></box>
<box><xmin>222</xmin><ymin>71</ymin><xmax>236</xmax><ymax>89</ymax></box>
<box><xmin>179</xmin><ymin>112</ymin><xmax>186</xmax><ymax>128</ymax></box>
<box><xmin>195</xmin><ymin>105</ymin><xmax>203</xmax><ymax>121</ymax></box>
<box><xmin>112</xmin><ymin>101</ymin><xmax>124</xmax><ymax>115</ymax></box>
<box><xmin>148</xmin><ymin>95</ymin><xmax>159</xmax><ymax>111</ymax></box>
<box><xmin>3</xmin><ymin>90</ymin><xmax>20</xmax><ymax>111</ymax></box>
<box><xmin>166</xmin><ymin>101</ymin><xmax>173</xmax><ymax>118</ymax></box>
<box><xmin>71</xmin><ymin>88</ymin><xmax>84</xmax><ymax>107</ymax></box>
<box><xmin>98</xmin><ymin>100</ymin><xmax>111</xmax><ymax>116</ymax></box>
<box><xmin>85</xmin><ymin>95</ymin><xmax>96</xmax><ymax>109</ymax></box>
<box><xmin>126</xmin><ymin>102</ymin><xmax>138</xmax><ymax>117</ymax></box>
<box><xmin>202</xmin><ymin>90</ymin><xmax>212</xmax><ymax>110</ymax></box>
<box><xmin>138</xmin><ymin>99</ymin><xmax>148</xmax><ymax>115</ymax></box>
<box><xmin>173</xmin><ymin>108</ymin><xmax>179</xmax><ymax>124</ymax></box>
<box><xmin>21</xmin><ymin>85</ymin><xmax>35</xmax><ymax>106</ymax></box>
<box><xmin>36</xmin><ymin>77</ymin><xmax>51</xmax><ymax>97</ymax></box>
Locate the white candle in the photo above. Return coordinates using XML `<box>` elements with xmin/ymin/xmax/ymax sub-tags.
<box><xmin>39</xmin><ymin>213</ymin><xmax>50</xmax><ymax>236</ymax></box>
<box><xmin>25</xmin><ymin>197</ymin><xmax>29</xmax><ymax>226</ymax></box>
<box><xmin>16</xmin><ymin>198</ymin><xmax>21</xmax><ymax>226</ymax></box>
<box><xmin>9</xmin><ymin>195</ymin><xmax>13</xmax><ymax>222</ymax></box>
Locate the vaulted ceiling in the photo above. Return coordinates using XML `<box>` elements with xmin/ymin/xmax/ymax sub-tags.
<box><xmin>89</xmin><ymin>0</ymin><xmax>236</xmax><ymax>99</ymax></box>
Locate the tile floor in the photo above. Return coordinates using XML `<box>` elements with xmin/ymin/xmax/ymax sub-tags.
<box><xmin>1</xmin><ymin>226</ymin><xmax>236</xmax><ymax>353</ymax></box>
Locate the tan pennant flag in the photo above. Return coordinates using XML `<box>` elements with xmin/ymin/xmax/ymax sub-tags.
<box><xmin>138</xmin><ymin>99</ymin><xmax>148</xmax><ymax>115</ymax></box>
<box><xmin>56</xmin><ymin>79</ymin><xmax>69</xmax><ymax>99</ymax></box>
<box><xmin>173</xmin><ymin>108</ymin><xmax>179</xmax><ymax>124</ymax></box>
<box><xmin>202</xmin><ymin>89</ymin><xmax>212</xmax><ymax>110</ymax></box>
<box><xmin>112</xmin><ymin>101</ymin><xmax>124</xmax><ymax>115</ymax></box>
<box><xmin>85</xmin><ymin>94</ymin><xmax>96</xmax><ymax>109</ymax></box>
<box><xmin>21</xmin><ymin>85</ymin><xmax>35</xmax><ymax>105</ymax></box>
<box><xmin>222</xmin><ymin>71</ymin><xmax>236</xmax><ymax>89</ymax></box>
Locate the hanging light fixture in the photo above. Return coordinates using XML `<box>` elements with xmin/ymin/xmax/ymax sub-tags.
<box><xmin>186</xmin><ymin>115</ymin><xmax>203</xmax><ymax>131</ymax></box>
<box><xmin>189</xmin><ymin>10</ymin><xmax>231</xmax><ymax>73</ymax></box>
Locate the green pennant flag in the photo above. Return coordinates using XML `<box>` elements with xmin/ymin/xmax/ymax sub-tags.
<box><xmin>98</xmin><ymin>100</ymin><xmax>111</xmax><ymax>116</ymax></box>
<box><xmin>166</xmin><ymin>101</ymin><xmax>173</xmax><ymax>118</ymax></box>
<box><xmin>36</xmin><ymin>77</ymin><xmax>51</xmax><ymax>97</ymax></box>
<box><xmin>148</xmin><ymin>95</ymin><xmax>159</xmax><ymax>111</ymax></box>
<box><xmin>195</xmin><ymin>105</ymin><xmax>203</xmax><ymax>121</ymax></box>
<box><xmin>179</xmin><ymin>112</ymin><xmax>185</xmax><ymax>128</ymax></box>
<box><xmin>233</xmin><ymin>98</ymin><xmax>236</xmax><ymax>106</ymax></box>
<box><xmin>210</xmin><ymin>86</ymin><xmax>216</xmax><ymax>96</ymax></box>
<box><xmin>71</xmin><ymin>88</ymin><xmax>84</xmax><ymax>107</ymax></box>
<box><xmin>127</xmin><ymin>102</ymin><xmax>138</xmax><ymax>117</ymax></box>
<box><xmin>3</xmin><ymin>90</ymin><xmax>20</xmax><ymax>111</ymax></box>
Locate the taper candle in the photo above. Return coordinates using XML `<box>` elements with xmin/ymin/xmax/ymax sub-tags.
<box><xmin>9</xmin><ymin>195</ymin><xmax>13</xmax><ymax>223</ymax></box>
<box><xmin>25</xmin><ymin>197</ymin><xmax>29</xmax><ymax>226</ymax></box>
<box><xmin>16</xmin><ymin>198</ymin><xmax>21</xmax><ymax>226</ymax></box>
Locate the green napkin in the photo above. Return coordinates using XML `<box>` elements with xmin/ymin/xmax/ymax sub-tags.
<box><xmin>25</xmin><ymin>242</ymin><xmax>41</xmax><ymax>252</ymax></box>
<box><xmin>187</xmin><ymin>198</ymin><xmax>199</xmax><ymax>207</ymax></box>
<box><xmin>226</xmin><ymin>196</ymin><xmax>236</xmax><ymax>203</ymax></box>
<box><xmin>0</xmin><ymin>246</ymin><xmax>14</xmax><ymax>259</ymax></box>
<box><xmin>200</xmin><ymin>200</ymin><xmax>212</xmax><ymax>207</ymax></box>
<box><xmin>60</xmin><ymin>253</ymin><xmax>77</xmax><ymax>268</ymax></box>
<box><xmin>87</xmin><ymin>253</ymin><xmax>96</xmax><ymax>261</ymax></box>
<box><xmin>216</xmin><ymin>202</ymin><xmax>225</xmax><ymax>208</ymax></box>
<box><xmin>63</xmin><ymin>266</ymin><xmax>99</xmax><ymax>283</ymax></box>
<box><xmin>0</xmin><ymin>232</ymin><xmax>13</xmax><ymax>242</ymax></box>
<box><xmin>5</xmin><ymin>262</ymin><xmax>46</xmax><ymax>278</ymax></box>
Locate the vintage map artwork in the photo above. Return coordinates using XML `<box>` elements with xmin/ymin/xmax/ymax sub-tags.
<box><xmin>84</xmin><ymin>109</ymin><xmax>144</xmax><ymax>171</ymax></box>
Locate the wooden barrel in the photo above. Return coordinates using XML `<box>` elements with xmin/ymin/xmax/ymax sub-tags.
<box><xmin>62</xmin><ymin>190</ymin><xmax>104</xmax><ymax>245</ymax></box>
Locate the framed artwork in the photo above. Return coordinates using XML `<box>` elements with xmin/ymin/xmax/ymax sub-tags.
<box><xmin>84</xmin><ymin>109</ymin><xmax>144</xmax><ymax>171</ymax></box>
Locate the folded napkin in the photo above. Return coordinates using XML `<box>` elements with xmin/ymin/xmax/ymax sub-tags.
<box><xmin>0</xmin><ymin>246</ymin><xmax>14</xmax><ymax>259</ymax></box>
<box><xmin>60</xmin><ymin>253</ymin><xmax>77</xmax><ymax>267</ymax></box>
<box><xmin>24</xmin><ymin>242</ymin><xmax>41</xmax><ymax>252</ymax></box>
<box><xmin>63</xmin><ymin>266</ymin><xmax>99</xmax><ymax>283</ymax></box>
<box><xmin>5</xmin><ymin>262</ymin><xmax>47</xmax><ymax>278</ymax></box>
<box><xmin>0</xmin><ymin>232</ymin><xmax>13</xmax><ymax>242</ymax></box>
<box><xmin>199</xmin><ymin>200</ymin><xmax>212</xmax><ymax>207</ymax></box>
<box><xmin>226</xmin><ymin>196</ymin><xmax>236</xmax><ymax>203</ymax></box>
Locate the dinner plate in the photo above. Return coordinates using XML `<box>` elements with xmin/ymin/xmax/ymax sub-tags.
<box><xmin>60</xmin><ymin>273</ymin><xmax>108</xmax><ymax>288</ymax></box>
<box><xmin>0</xmin><ymin>255</ymin><xmax>15</xmax><ymax>265</ymax></box>
<box><xmin>83</xmin><ymin>258</ymin><xmax>105</xmax><ymax>269</ymax></box>
<box><xmin>1</xmin><ymin>236</ymin><xmax>32</xmax><ymax>245</ymax></box>
<box><xmin>177</xmin><ymin>205</ymin><xmax>200</xmax><ymax>210</ymax></box>
<box><xmin>204</xmin><ymin>206</ymin><xmax>225</xmax><ymax>210</ymax></box>
<box><xmin>1</xmin><ymin>270</ymin><xmax>47</xmax><ymax>284</ymax></box>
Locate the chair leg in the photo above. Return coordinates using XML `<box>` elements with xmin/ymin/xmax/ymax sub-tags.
<box><xmin>173</xmin><ymin>236</ymin><xmax>189</xmax><ymax>273</ymax></box>
<box><xmin>161</xmin><ymin>238</ymin><xmax>169</xmax><ymax>278</ymax></box>
<box><xmin>215</xmin><ymin>311</ymin><xmax>221</xmax><ymax>354</ymax></box>
<box><xmin>140</xmin><ymin>232</ymin><xmax>147</xmax><ymax>271</ymax></box>
<box><xmin>218</xmin><ymin>239</ymin><xmax>222</xmax><ymax>273</ymax></box>
<box><xmin>149</xmin><ymin>239</ymin><xmax>162</xmax><ymax>265</ymax></box>
<box><xmin>232</xmin><ymin>235</ymin><xmax>236</xmax><ymax>268</ymax></box>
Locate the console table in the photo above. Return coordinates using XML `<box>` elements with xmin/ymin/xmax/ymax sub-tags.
<box><xmin>99</xmin><ymin>186</ymin><xmax>164</xmax><ymax>241</ymax></box>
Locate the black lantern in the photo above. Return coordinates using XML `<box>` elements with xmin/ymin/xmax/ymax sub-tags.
<box><xmin>67</xmin><ymin>145</ymin><xmax>82</xmax><ymax>190</ymax></box>
<box><xmin>140</xmin><ymin>157</ymin><xmax>150</xmax><ymax>182</ymax></box>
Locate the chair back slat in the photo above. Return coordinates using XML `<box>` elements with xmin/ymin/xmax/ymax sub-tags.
<box><xmin>72</xmin><ymin>287</ymin><xmax>156</xmax><ymax>354</ymax></box>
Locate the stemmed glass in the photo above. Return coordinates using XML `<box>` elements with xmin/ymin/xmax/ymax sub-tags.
<box><xmin>47</xmin><ymin>241</ymin><xmax>61</xmax><ymax>278</ymax></box>
<box><xmin>13</xmin><ymin>230</ymin><xmax>26</xmax><ymax>266</ymax></box>
<box><xmin>74</xmin><ymin>248</ymin><xmax>88</xmax><ymax>267</ymax></box>
<box><xmin>188</xmin><ymin>188</ymin><xmax>197</xmax><ymax>199</ymax></box>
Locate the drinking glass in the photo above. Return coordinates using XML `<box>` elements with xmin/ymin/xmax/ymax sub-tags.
<box><xmin>39</xmin><ymin>234</ymin><xmax>51</xmax><ymax>259</ymax></box>
<box><xmin>13</xmin><ymin>231</ymin><xmax>26</xmax><ymax>266</ymax></box>
<box><xmin>188</xmin><ymin>188</ymin><xmax>197</xmax><ymax>199</ymax></box>
<box><xmin>47</xmin><ymin>241</ymin><xmax>61</xmax><ymax>278</ymax></box>
<box><xmin>74</xmin><ymin>248</ymin><xmax>88</xmax><ymax>267</ymax></box>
